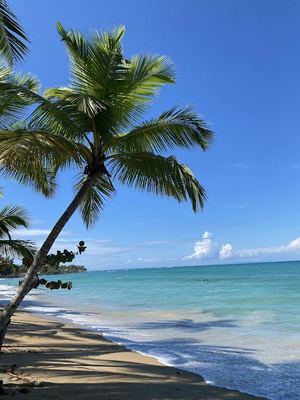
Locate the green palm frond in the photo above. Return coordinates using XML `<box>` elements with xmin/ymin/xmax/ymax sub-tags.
<box><xmin>108</xmin><ymin>152</ymin><xmax>206</xmax><ymax>211</ymax></box>
<box><xmin>0</xmin><ymin>204</ymin><xmax>28</xmax><ymax>238</ymax></box>
<box><xmin>121</xmin><ymin>54</ymin><xmax>175</xmax><ymax>100</ymax></box>
<box><xmin>0</xmin><ymin>65</ymin><xmax>39</xmax><ymax>128</ymax></box>
<box><xmin>0</xmin><ymin>158</ymin><xmax>57</xmax><ymax>198</ymax></box>
<box><xmin>0</xmin><ymin>124</ymin><xmax>87</xmax><ymax>196</ymax></box>
<box><xmin>0</xmin><ymin>204</ymin><xmax>34</xmax><ymax>260</ymax></box>
<box><xmin>57</xmin><ymin>23</ymin><xmax>125</xmax><ymax>95</ymax></box>
<box><xmin>49</xmin><ymin>24</ymin><xmax>176</xmax><ymax>137</ymax></box>
<box><xmin>0</xmin><ymin>66</ymin><xmax>71</xmax><ymax>134</ymax></box>
<box><xmin>74</xmin><ymin>173</ymin><xmax>115</xmax><ymax>228</ymax></box>
<box><xmin>0</xmin><ymin>239</ymin><xmax>34</xmax><ymax>259</ymax></box>
<box><xmin>0</xmin><ymin>123</ymin><xmax>84</xmax><ymax>165</ymax></box>
<box><xmin>0</xmin><ymin>0</ymin><xmax>29</xmax><ymax>65</ymax></box>
<box><xmin>113</xmin><ymin>106</ymin><xmax>213</xmax><ymax>153</ymax></box>
<box><xmin>28</xmin><ymin>97</ymin><xmax>88</xmax><ymax>140</ymax></box>
<box><xmin>45</xmin><ymin>87</ymin><xmax>107</xmax><ymax>119</ymax></box>
<box><xmin>51</xmin><ymin>24</ymin><xmax>133</xmax><ymax>138</ymax></box>
<box><xmin>57</xmin><ymin>22</ymin><xmax>91</xmax><ymax>62</ymax></box>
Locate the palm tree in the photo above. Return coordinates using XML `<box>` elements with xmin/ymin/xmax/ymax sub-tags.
<box><xmin>0</xmin><ymin>24</ymin><xmax>213</xmax><ymax>346</ymax></box>
<box><xmin>0</xmin><ymin>204</ymin><xmax>34</xmax><ymax>260</ymax></box>
<box><xmin>0</xmin><ymin>0</ymin><xmax>28</xmax><ymax>65</ymax></box>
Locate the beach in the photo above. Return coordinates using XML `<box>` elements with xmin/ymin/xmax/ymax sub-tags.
<box><xmin>0</xmin><ymin>310</ymin><xmax>266</xmax><ymax>399</ymax></box>
<box><xmin>0</xmin><ymin>1</ymin><xmax>298</xmax><ymax>399</ymax></box>
<box><xmin>1</xmin><ymin>263</ymin><xmax>299</xmax><ymax>399</ymax></box>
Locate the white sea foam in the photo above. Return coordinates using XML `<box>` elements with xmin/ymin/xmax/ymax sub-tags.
<box><xmin>28</xmin><ymin>304</ymin><xmax>298</xmax><ymax>400</ymax></box>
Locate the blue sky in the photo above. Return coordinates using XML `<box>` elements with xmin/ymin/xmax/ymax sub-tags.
<box><xmin>4</xmin><ymin>0</ymin><xmax>300</xmax><ymax>269</ymax></box>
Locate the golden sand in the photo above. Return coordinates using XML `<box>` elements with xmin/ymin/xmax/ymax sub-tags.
<box><xmin>0</xmin><ymin>310</ymin><xmax>266</xmax><ymax>399</ymax></box>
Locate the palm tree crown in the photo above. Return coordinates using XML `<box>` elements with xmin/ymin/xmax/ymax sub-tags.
<box><xmin>22</xmin><ymin>23</ymin><xmax>214</xmax><ymax>227</ymax></box>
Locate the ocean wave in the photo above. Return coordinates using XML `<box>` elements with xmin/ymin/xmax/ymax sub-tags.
<box><xmin>15</xmin><ymin>298</ymin><xmax>297</xmax><ymax>400</ymax></box>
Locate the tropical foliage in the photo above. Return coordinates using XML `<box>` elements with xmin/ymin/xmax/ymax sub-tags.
<box><xmin>0</xmin><ymin>204</ymin><xmax>34</xmax><ymax>259</ymax></box>
<box><xmin>0</xmin><ymin>0</ymin><xmax>28</xmax><ymax>65</ymax></box>
<box><xmin>23</xmin><ymin>24</ymin><xmax>213</xmax><ymax>228</ymax></box>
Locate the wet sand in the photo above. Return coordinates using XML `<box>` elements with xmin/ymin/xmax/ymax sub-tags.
<box><xmin>0</xmin><ymin>310</ymin><xmax>267</xmax><ymax>399</ymax></box>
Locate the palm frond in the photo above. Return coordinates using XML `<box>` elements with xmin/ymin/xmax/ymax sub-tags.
<box><xmin>0</xmin><ymin>124</ymin><xmax>88</xmax><ymax>196</ymax></box>
<box><xmin>0</xmin><ymin>67</ymin><xmax>75</xmax><ymax>136</ymax></box>
<box><xmin>51</xmin><ymin>24</ymin><xmax>176</xmax><ymax>141</ymax></box>
<box><xmin>120</xmin><ymin>54</ymin><xmax>175</xmax><ymax>101</ymax></box>
<box><xmin>0</xmin><ymin>204</ymin><xmax>29</xmax><ymax>239</ymax></box>
<box><xmin>0</xmin><ymin>0</ymin><xmax>29</xmax><ymax>65</ymax></box>
<box><xmin>0</xmin><ymin>123</ymin><xmax>84</xmax><ymax>164</ymax></box>
<box><xmin>113</xmin><ymin>106</ymin><xmax>213</xmax><ymax>154</ymax></box>
<box><xmin>0</xmin><ymin>202</ymin><xmax>34</xmax><ymax>260</ymax></box>
<box><xmin>0</xmin><ymin>157</ymin><xmax>57</xmax><ymax>198</ymax></box>
<box><xmin>28</xmin><ymin>97</ymin><xmax>88</xmax><ymax>141</ymax></box>
<box><xmin>74</xmin><ymin>173</ymin><xmax>115</xmax><ymax>228</ymax></box>
<box><xmin>56</xmin><ymin>23</ymin><xmax>125</xmax><ymax>98</ymax></box>
<box><xmin>45</xmin><ymin>87</ymin><xmax>107</xmax><ymax>118</ymax></box>
<box><xmin>0</xmin><ymin>65</ymin><xmax>39</xmax><ymax>127</ymax></box>
<box><xmin>0</xmin><ymin>202</ymin><xmax>34</xmax><ymax>259</ymax></box>
<box><xmin>108</xmin><ymin>152</ymin><xmax>206</xmax><ymax>211</ymax></box>
<box><xmin>0</xmin><ymin>239</ymin><xmax>34</xmax><ymax>259</ymax></box>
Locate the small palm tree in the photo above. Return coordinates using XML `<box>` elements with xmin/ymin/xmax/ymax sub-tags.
<box><xmin>0</xmin><ymin>0</ymin><xmax>28</xmax><ymax>65</ymax></box>
<box><xmin>0</xmin><ymin>24</ymin><xmax>213</xmax><ymax>345</ymax></box>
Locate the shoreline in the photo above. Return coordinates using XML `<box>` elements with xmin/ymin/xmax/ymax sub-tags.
<box><xmin>0</xmin><ymin>309</ymin><xmax>268</xmax><ymax>399</ymax></box>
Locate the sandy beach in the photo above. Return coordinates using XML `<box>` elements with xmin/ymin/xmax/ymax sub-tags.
<box><xmin>0</xmin><ymin>310</ymin><xmax>267</xmax><ymax>399</ymax></box>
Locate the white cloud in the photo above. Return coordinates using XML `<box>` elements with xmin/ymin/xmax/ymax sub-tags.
<box><xmin>14</xmin><ymin>229</ymin><xmax>70</xmax><ymax>238</ymax></box>
<box><xmin>235</xmin><ymin>237</ymin><xmax>300</xmax><ymax>259</ymax></box>
<box><xmin>127</xmin><ymin>257</ymin><xmax>160</xmax><ymax>264</ymax></box>
<box><xmin>287</xmin><ymin>237</ymin><xmax>300</xmax><ymax>250</ymax></box>
<box><xmin>184</xmin><ymin>232</ymin><xmax>300</xmax><ymax>263</ymax></box>
<box><xmin>14</xmin><ymin>229</ymin><xmax>52</xmax><ymax>237</ymax></box>
<box><xmin>203</xmin><ymin>231</ymin><xmax>212</xmax><ymax>239</ymax></box>
<box><xmin>219</xmin><ymin>243</ymin><xmax>233</xmax><ymax>259</ymax></box>
<box><xmin>183</xmin><ymin>231</ymin><xmax>217</xmax><ymax>260</ymax></box>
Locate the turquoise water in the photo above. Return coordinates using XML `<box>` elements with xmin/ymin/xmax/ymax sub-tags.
<box><xmin>1</xmin><ymin>261</ymin><xmax>300</xmax><ymax>399</ymax></box>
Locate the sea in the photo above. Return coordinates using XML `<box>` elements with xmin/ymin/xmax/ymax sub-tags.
<box><xmin>1</xmin><ymin>261</ymin><xmax>300</xmax><ymax>400</ymax></box>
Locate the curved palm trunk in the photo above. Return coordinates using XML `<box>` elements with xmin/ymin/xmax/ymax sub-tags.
<box><xmin>0</xmin><ymin>175</ymin><xmax>95</xmax><ymax>349</ymax></box>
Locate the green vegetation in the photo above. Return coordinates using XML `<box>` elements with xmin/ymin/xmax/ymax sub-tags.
<box><xmin>0</xmin><ymin>242</ymin><xmax>87</xmax><ymax>278</ymax></box>
<box><xmin>0</xmin><ymin>256</ymin><xmax>86</xmax><ymax>278</ymax></box>
<box><xmin>0</xmin><ymin>1</ymin><xmax>213</xmax><ymax>347</ymax></box>
<box><xmin>0</xmin><ymin>0</ymin><xmax>29</xmax><ymax>65</ymax></box>
<box><xmin>0</xmin><ymin>203</ymin><xmax>34</xmax><ymax>260</ymax></box>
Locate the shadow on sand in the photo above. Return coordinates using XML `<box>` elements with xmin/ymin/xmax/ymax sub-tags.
<box><xmin>0</xmin><ymin>311</ymin><xmax>271</xmax><ymax>400</ymax></box>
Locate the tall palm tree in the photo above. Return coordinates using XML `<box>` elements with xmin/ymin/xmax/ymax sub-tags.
<box><xmin>0</xmin><ymin>204</ymin><xmax>34</xmax><ymax>260</ymax></box>
<box><xmin>0</xmin><ymin>24</ymin><xmax>213</xmax><ymax>346</ymax></box>
<box><xmin>0</xmin><ymin>0</ymin><xmax>28</xmax><ymax>65</ymax></box>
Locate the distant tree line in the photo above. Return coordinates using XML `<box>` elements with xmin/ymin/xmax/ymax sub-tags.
<box><xmin>0</xmin><ymin>245</ymin><xmax>87</xmax><ymax>278</ymax></box>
